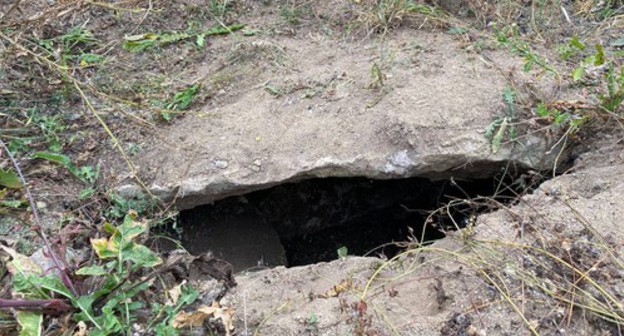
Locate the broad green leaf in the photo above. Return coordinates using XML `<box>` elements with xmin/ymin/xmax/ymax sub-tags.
<box><xmin>554</xmin><ymin>112</ymin><xmax>570</xmax><ymax>126</ymax></box>
<box><xmin>337</xmin><ymin>246</ymin><xmax>348</xmax><ymax>258</ymax></box>
<box><xmin>1</xmin><ymin>199</ymin><xmax>23</xmax><ymax>208</ymax></box>
<box><xmin>523</xmin><ymin>60</ymin><xmax>533</xmax><ymax>72</ymax></box>
<box><xmin>161</xmin><ymin>111</ymin><xmax>173</xmax><ymax>121</ymax></box>
<box><xmin>79</xmin><ymin>53</ymin><xmax>105</xmax><ymax>64</ymax></box>
<box><xmin>93</xmin><ymin>308</ymin><xmax>122</xmax><ymax>336</ymax></box>
<box><xmin>196</xmin><ymin>34</ymin><xmax>205</xmax><ymax>48</ymax></box>
<box><xmin>126</xmin><ymin>301</ymin><xmax>144</xmax><ymax>311</ymax></box>
<box><xmin>264</xmin><ymin>85</ymin><xmax>281</xmax><ymax>96</ymax></box>
<box><xmin>123</xmin><ymin>39</ymin><xmax>157</xmax><ymax>52</ymax></box>
<box><xmin>15</xmin><ymin>311</ymin><xmax>42</xmax><ymax>336</ymax></box>
<box><xmin>74</xmin><ymin>295</ymin><xmax>96</xmax><ymax>312</ymax></box>
<box><xmin>119</xmin><ymin>215</ymin><xmax>146</xmax><ymax>240</ymax></box>
<box><xmin>0</xmin><ymin>168</ymin><xmax>22</xmax><ymax>189</ymax></box>
<box><xmin>535</xmin><ymin>104</ymin><xmax>550</xmax><ymax>117</ymax></box>
<box><xmin>179</xmin><ymin>284</ymin><xmax>200</xmax><ymax>306</ymax></box>
<box><xmin>122</xmin><ymin>33</ymin><xmax>159</xmax><ymax>52</ymax></box>
<box><xmin>76</xmin><ymin>265</ymin><xmax>109</xmax><ymax>276</ymax></box>
<box><xmin>12</xmin><ymin>273</ymin><xmax>49</xmax><ymax>298</ymax></box>
<box><xmin>73</xmin><ymin>295</ymin><xmax>102</xmax><ymax>330</ymax></box>
<box><xmin>116</xmin><ymin>225</ymin><xmax>145</xmax><ymax>246</ymax></box>
<box><xmin>79</xmin><ymin>187</ymin><xmax>95</xmax><ymax>200</ymax></box>
<box><xmin>572</xmin><ymin>66</ymin><xmax>584</xmax><ymax>81</ymax></box>
<box><xmin>153</xmin><ymin>323</ymin><xmax>180</xmax><ymax>336</ymax></box>
<box><xmin>126</xmin><ymin>245</ymin><xmax>162</xmax><ymax>268</ymax></box>
<box><xmin>165</xmin><ymin>85</ymin><xmax>200</xmax><ymax>111</ymax></box>
<box><xmin>78</xmin><ymin>166</ymin><xmax>97</xmax><ymax>184</ymax></box>
<box><xmin>32</xmin><ymin>274</ymin><xmax>73</xmax><ymax>298</ymax></box>
<box><xmin>570</xmin><ymin>116</ymin><xmax>588</xmax><ymax>129</ymax></box>
<box><xmin>32</xmin><ymin>152</ymin><xmax>76</xmax><ymax>174</ymax></box>
<box><xmin>569</xmin><ymin>36</ymin><xmax>586</xmax><ymax>50</ymax></box>
<box><xmin>13</xmin><ymin>274</ymin><xmax>72</xmax><ymax>300</ymax></box>
<box><xmin>32</xmin><ymin>152</ymin><xmax>91</xmax><ymax>184</ymax></box>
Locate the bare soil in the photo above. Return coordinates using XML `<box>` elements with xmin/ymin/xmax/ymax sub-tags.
<box><xmin>1</xmin><ymin>1</ymin><xmax>623</xmax><ymax>335</ymax></box>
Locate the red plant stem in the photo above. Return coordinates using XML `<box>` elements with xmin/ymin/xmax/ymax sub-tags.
<box><xmin>0</xmin><ymin>139</ymin><xmax>78</xmax><ymax>297</ymax></box>
<box><xmin>0</xmin><ymin>298</ymin><xmax>74</xmax><ymax>315</ymax></box>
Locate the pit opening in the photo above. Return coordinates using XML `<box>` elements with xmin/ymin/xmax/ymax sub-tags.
<box><xmin>171</xmin><ymin>168</ymin><xmax>544</xmax><ymax>272</ymax></box>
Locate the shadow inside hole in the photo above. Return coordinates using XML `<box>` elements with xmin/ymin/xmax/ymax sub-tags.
<box><xmin>173</xmin><ymin>170</ymin><xmax>543</xmax><ymax>272</ymax></box>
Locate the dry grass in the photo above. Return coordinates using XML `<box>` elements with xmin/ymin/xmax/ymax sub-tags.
<box><xmin>359</xmin><ymin>188</ymin><xmax>624</xmax><ymax>334</ymax></box>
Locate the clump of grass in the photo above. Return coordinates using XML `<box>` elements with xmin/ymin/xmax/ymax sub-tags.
<box><xmin>38</xmin><ymin>24</ymin><xmax>104</xmax><ymax>67</ymax></box>
<box><xmin>349</xmin><ymin>0</ymin><xmax>445</xmax><ymax>34</ymax></box>
<box><xmin>279</xmin><ymin>4</ymin><xmax>306</xmax><ymax>25</ymax></box>
<box><xmin>493</xmin><ymin>23</ymin><xmax>559</xmax><ymax>76</ymax></box>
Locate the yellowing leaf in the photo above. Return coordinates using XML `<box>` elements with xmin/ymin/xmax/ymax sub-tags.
<box><xmin>0</xmin><ymin>245</ymin><xmax>43</xmax><ymax>276</ymax></box>
<box><xmin>172</xmin><ymin>310</ymin><xmax>207</xmax><ymax>329</ymax></box>
<box><xmin>491</xmin><ymin>117</ymin><xmax>508</xmax><ymax>154</ymax></box>
<box><xmin>173</xmin><ymin>301</ymin><xmax>235</xmax><ymax>336</ymax></box>
<box><xmin>91</xmin><ymin>238</ymin><xmax>118</xmax><ymax>259</ymax></box>
<box><xmin>102</xmin><ymin>222</ymin><xmax>117</xmax><ymax>234</ymax></box>
<box><xmin>206</xmin><ymin>306</ymin><xmax>234</xmax><ymax>336</ymax></box>
<box><xmin>123</xmin><ymin>33</ymin><xmax>159</xmax><ymax>42</ymax></box>
<box><xmin>72</xmin><ymin>321</ymin><xmax>88</xmax><ymax>336</ymax></box>
<box><xmin>317</xmin><ymin>278</ymin><xmax>354</xmax><ymax>298</ymax></box>
<box><xmin>166</xmin><ymin>280</ymin><xmax>186</xmax><ymax>306</ymax></box>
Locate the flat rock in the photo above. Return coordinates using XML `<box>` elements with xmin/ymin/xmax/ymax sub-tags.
<box><xmin>134</xmin><ymin>29</ymin><xmax>560</xmax><ymax>209</ymax></box>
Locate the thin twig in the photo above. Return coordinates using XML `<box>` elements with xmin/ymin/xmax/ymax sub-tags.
<box><xmin>127</xmin><ymin>0</ymin><xmax>152</xmax><ymax>35</ymax></box>
<box><xmin>0</xmin><ymin>0</ymin><xmax>23</xmax><ymax>22</ymax></box>
<box><xmin>0</xmin><ymin>139</ymin><xmax>77</xmax><ymax>296</ymax></box>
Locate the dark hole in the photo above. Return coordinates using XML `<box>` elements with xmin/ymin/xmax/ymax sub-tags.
<box><xmin>170</xmin><ymin>168</ymin><xmax>543</xmax><ymax>272</ymax></box>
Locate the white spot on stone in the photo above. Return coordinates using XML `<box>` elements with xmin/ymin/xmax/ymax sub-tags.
<box><xmin>383</xmin><ymin>150</ymin><xmax>414</xmax><ymax>174</ymax></box>
<box><xmin>213</xmin><ymin>159</ymin><xmax>229</xmax><ymax>169</ymax></box>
